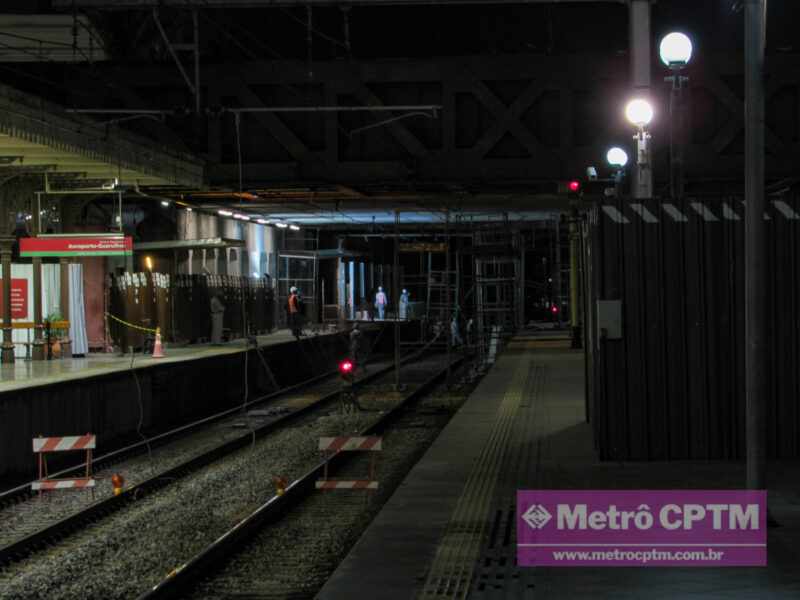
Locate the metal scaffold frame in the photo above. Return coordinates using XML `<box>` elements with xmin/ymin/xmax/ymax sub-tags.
<box><xmin>473</xmin><ymin>227</ymin><xmax>522</xmax><ymax>363</ymax></box>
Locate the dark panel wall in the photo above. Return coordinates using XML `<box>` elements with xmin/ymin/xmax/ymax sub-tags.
<box><xmin>588</xmin><ymin>194</ymin><xmax>800</xmax><ymax>460</ymax></box>
<box><xmin>0</xmin><ymin>332</ymin><xmax>362</xmax><ymax>481</ymax></box>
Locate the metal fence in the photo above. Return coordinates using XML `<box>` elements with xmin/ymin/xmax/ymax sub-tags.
<box><xmin>587</xmin><ymin>194</ymin><xmax>800</xmax><ymax>460</ymax></box>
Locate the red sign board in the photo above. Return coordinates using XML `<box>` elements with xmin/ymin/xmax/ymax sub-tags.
<box><xmin>20</xmin><ymin>236</ymin><xmax>132</xmax><ymax>257</ymax></box>
<box><xmin>0</xmin><ymin>278</ymin><xmax>29</xmax><ymax>319</ymax></box>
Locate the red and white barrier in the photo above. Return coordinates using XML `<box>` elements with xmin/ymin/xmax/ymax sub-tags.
<box><xmin>318</xmin><ymin>436</ymin><xmax>382</xmax><ymax>452</ymax></box>
<box><xmin>317</xmin><ymin>435</ymin><xmax>382</xmax><ymax>492</ymax></box>
<box><xmin>31</xmin><ymin>478</ymin><xmax>96</xmax><ymax>491</ymax></box>
<box><xmin>32</xmin><ymin>433</ymin><xmax>96</xmax><ymax>496</ymax></box>
<box><xmin>315</xmin><ymin>480</ymin><xmax>378</xmax><ymax>490</ymax></box>
<box><xmin>32</xmin><ymin>434</ymin><xmax>96</xmax><ymax>453</ymax></box>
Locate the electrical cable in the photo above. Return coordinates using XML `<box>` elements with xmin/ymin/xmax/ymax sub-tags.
<box><xmin>280</xmin><ymin>7</ymin><xmax>348</xmax><ymax>50</ymax></box>
<box><xmin>129</xmin><ymin>346</ymin><xmax>156</xmax><ymax>475</ymax></box>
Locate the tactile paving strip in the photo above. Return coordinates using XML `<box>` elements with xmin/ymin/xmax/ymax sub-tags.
<box><xmin>418</xmin><ymin>356</ymin><xmax>533</xmax><ymax>599</ymax></box>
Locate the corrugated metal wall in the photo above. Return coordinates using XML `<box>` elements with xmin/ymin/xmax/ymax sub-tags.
<box><xmin>588</xmin><ymin>194</ymin><xmax>800</xmax><ymax>460</ymax></box>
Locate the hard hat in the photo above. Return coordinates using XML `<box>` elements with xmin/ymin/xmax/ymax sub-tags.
<box><xmin>378</xmin><ymin>286</ymin><xmax>384</xmax><ymax>292</ymax></box>
<box><xmin>402</xmin><ymin>288</ymin><xmax>408</xmax><ymax>294</ymax></box>
<box><xmin>290</xmin><ymin>286</ymin><xmax>297</xmax><ymax>293</ymax></box>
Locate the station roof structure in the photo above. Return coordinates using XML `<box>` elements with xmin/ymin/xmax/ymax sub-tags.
<box><xmin>0</xmin><ymin>82</ymin><xmax>204</xmax><ymax>189</ymax></box>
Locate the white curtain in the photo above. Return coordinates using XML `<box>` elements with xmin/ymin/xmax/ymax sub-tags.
<box><xmin>69</xmin><ymin>263</ymin><xmax>88</xmax><ymax>355</ymax></box>
<box><xmin>42</xmin><ymin>264</ymin><xmax>60</xmax><ymax>320</ymax></box>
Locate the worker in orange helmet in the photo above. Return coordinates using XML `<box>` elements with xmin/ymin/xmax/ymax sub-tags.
<box><xmin>287</xmin><ymin>286</ymin><xmax>303</xmax><ymax>341</ymax></box>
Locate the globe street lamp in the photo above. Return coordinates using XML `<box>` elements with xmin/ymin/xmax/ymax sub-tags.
<box><xmin>606</xmin><ymin>146</ymin><xmax>629</xmax><ymax>196</ymax></box>
<box><xmin>606</xmin><ymin>147</ymin><xmax>629</xmax><ymax>169</ymax></box>
<box><xmin>659</xmin><ymin>32</ymin><xmax>693</xmax><ymax>68</ymax></box>
<box><xmin>660</xmin><ymin>32</ymin><xmax>693</xmax><ymax>199</ymax></box>
<box><xmin>625</xmin><ymin>98</ymin><xmax>654</xmax><ymax>198</ymax></box>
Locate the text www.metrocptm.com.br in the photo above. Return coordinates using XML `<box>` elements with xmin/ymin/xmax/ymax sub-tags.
<box><xmin>551</xmin><ymin>548</ymin><xmax>726</xmax><ymax>563</ymax></box>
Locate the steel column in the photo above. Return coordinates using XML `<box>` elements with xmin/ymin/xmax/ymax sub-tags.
<box><xmin>32</xmin><ymin>195</ymin><xmax>44</xmax><ymax>360</ymax></box>
<box><xmin>569</xmin><ymin>211</ymin><xmax>582</xmax><ymax>348</ymax></box>
<box><xmin>745</xmin><ymin>0</ymin><xmax>767</xmax><ymax>491</ymax></box>
<box><xmin>393</xmin><ymin>210</ymin><xmax>400</xmax><ymax>390</ymax></box>
<box><xmin>629</xmin><ymin>0</ymin><xmax>653</xmax><ymax>199</ymax></box>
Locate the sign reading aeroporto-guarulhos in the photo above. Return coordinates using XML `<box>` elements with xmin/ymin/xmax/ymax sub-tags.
<box><xmin>517</xmin><ymin>490</ymin><xmax>766</xmax><ymax>567</ymax></box>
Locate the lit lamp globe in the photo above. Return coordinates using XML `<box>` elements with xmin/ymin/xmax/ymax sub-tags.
<box><xmin>659</xmin><ymin>32</ymin><xmax>693</xmax><ymax>68</ymax></box>
<box><xmin>625</xmin><ymin>99</ymin><xmax>654</xmax><ymax>129</ymax></box>
<box><xmin>607</xmin><ymin>147</ymin><xmax>629</xmax><ymax>168</ymax></box>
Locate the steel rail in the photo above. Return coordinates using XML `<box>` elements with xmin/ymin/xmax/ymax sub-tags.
<box><xmin>0</xmin><ymin>350</ymin><xmax>427</xmax><ymax>567</ymax></box>
<box><xmin>138</xmin><ymin>354</ymin><xmax>465</xmax><ymax>600</ymax></box>
<box><xmin>0</xmin><ymin>362</ymin><xmax>338</xmax><ymax>505</ymax></box>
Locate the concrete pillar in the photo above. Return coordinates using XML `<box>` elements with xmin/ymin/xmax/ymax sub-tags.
<box><xmin>246</xmin><ymin>222</ymin><xmax>264</xmax><ymax>277</ymax></box>
<box><xmin>0</xmin><ymin>240</ymin><xmax>13</xmax><ymax>363</ymax></box>
<box><xmin>629</xmin><ymin>0</ymin><xmax>653</xmax><ymax>198</ymax></box>
<box><xmin>177</xmin><ymin>209</ymin><xmax>200</xmax><ymax>240</ymax></box>
<box><xmin>264</xmin><ymin>226</ymin><xmax>279</xmax><ymax>327</ymax></box>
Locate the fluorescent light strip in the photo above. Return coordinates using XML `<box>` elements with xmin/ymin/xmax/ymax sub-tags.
<box><xmin>218</xmin><ymin>210</ymin><xmax>233</xmax><ymax>216</ymax></box>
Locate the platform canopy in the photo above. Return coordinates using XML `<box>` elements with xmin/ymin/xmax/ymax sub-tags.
<box><xmin>0</xmin><ymin>83</ymin><xmax>203</xmax><ymax>188</ymax></box>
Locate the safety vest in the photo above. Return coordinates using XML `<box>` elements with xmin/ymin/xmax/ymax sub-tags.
<box><xmin>288</xmin><ymin>293</ymin><xmax>299</xmax><ymax>314</ymax></box>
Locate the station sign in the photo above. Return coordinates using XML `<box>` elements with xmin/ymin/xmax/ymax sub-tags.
<box><xmin>399</xmin><ymin>242</ymin><xmax>448</xmax><ymax>253</ymax></box>
<box><xmin>0</xmin><ymin>278</ymin><xmax>29</xmax><ymax>319</ymax></box>
<box><xmin>20</xmin><ymin>236</ymin><xmax>133</xmax><ymax>257</ymax></box>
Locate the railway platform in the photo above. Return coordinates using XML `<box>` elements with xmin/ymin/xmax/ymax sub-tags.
<box><xmin>0</xmin><ymin>327</ymin><xmax>353</xmax><ymax>394</ymax></box>
<box><xmin>318</xmin><ymin>332</ymin><xmax>800</xmax><ymax>599</ymax></box>
<box><xmin>0</xmin><ymin>324</ymin><xmax>389</xmax><ymax>483</ymax></box>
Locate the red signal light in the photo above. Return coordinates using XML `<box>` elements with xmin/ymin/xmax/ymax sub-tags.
<box><xmin>568</xmin><ymin>180</ymin><xmax>580</xmax><ymax>193</ymax></box>
<box><xmin>551</xmin><ymin>305</ymin><xmax>559</xmax><ymax>314</ymax></box>
<box><xmin>339</xmin><ymin>359</ymin><xmax>354</xmax><ymax>376</ymax></box>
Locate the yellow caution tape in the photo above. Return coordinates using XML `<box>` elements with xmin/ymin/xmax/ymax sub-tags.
<box><xmin>105</xmin><ymin>312</ymin><xmax>160</xmax><ymax>334</ymax></box>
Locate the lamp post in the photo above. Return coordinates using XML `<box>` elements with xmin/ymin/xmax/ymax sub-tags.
<box><xmin>606</xmin><ymin>147</ymin><xmax>629</xmax><ymax>197</ymax></box>
<box><xmin>660</xmin><ymin>32</ymin><xmax>693</xmax><ymax>199</ymax></box>
<box><xmin>624</xmin><ymin>99</ymin><xmax>654</xmax><ymax>199</ymax></box>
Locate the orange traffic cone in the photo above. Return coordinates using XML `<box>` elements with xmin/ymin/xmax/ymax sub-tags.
<box><xmin>152</xmin><ymin>328</ymin><xmax>165</xmax><ymax>358</ymax></box>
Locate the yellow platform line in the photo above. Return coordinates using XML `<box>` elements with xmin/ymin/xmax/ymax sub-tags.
<box><xmin>419</xmin><ymin>353</ymin><xmax>532</xmax><ymax>599</ymax></box>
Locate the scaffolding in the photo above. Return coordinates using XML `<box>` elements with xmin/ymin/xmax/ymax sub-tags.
<box><xmin>425</xmin><ymin>251</ymin><xmax>458</xmax><ymax>322</ymax></box>
<box><xmin>473</xmin><ymin>228</ymin><xmax>522</xmax><ymax>361</ymax></box>
<box><xmin>276</xmin><ymin>229</ymin><xmax>320</xmax><ymax>325</ymax></box>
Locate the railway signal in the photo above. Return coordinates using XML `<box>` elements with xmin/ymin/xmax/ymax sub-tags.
<box><xmin>339</xmin><ymin>358</ymin><xmax>355</xmax><ymax>381</ymax></box>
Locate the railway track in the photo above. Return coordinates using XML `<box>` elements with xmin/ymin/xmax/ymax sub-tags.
<box><xmin>140</xmin><ymin>355</ymin><xmax>468</xmax><ymax>600</ymax></box>
<box><xmin>0</xmin><ymin>348</ymin><xmax>419</xmax><ymax>567</ymax></box>
<box><xmin>0</xmin><ymin>351</ymin><xmax>459</xmax><ymax>600</ymax></box>
<box><xmin>188</xmin><ymin>369</ymin><xmax>476</xmax><ymax>600</ymax></box>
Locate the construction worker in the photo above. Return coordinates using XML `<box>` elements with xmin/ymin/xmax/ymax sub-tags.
<box><xmin>399</xmin><ymin>289</ymin><xmax>410</xmax><ymax>320</ymax></box>
<box><xmin>466</xmin><ymin>317</ymin><xmax>475</xmax><ymax>346</ymax></box>
<box><xmin>374</xmin><ymin>286</ymin><xmax>388</xmax><ymax>320</ymax></box>
<box><xmin>287</xmin><ymin>286</ymin><xmax>302</xmax><ymax>340</ymax></box>
<box><xmin>350</xmin><ymin>322</ymin><xmax>363</xmax><ymax>365</ymax></box>
<box><xmin>451</xmin><ymin>315</ymin><xmax>464</xmax><ymax>347</ymax></box>
<box><xmin>210</xmin><ymin>293</ymin><xmax>225</xmax><ymax>345</ymax></box>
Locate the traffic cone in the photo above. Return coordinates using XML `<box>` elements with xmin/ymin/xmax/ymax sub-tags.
<box><xmin>152</xmin><ymin>328</ymin><xmax>165</xmax><ymax>358</ymax></box>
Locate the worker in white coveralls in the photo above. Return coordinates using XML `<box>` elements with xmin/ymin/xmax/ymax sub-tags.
<box><xmin>399</xmin><ymin>289</ymin><xmax>410</xmax><ymax>320</ymax></box>
<box><xmin>374</xmin><ymin>286</ymin><xmax>388</xmax><ymax>320</ymax></box>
